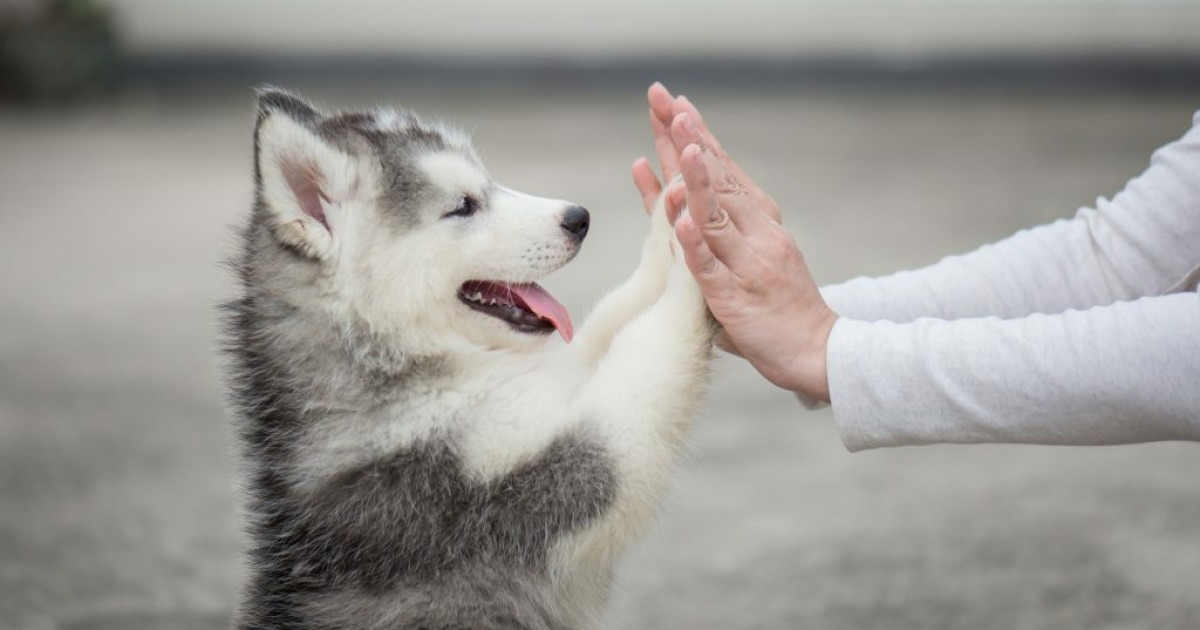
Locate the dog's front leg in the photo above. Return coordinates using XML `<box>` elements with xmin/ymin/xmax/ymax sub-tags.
<box><xmin>571</xmin><ymin>195</ymin><xmax>676</xmax><ymax>367</ymax></box>
<box><xmin>577</xmin><ymin>236</ymin><xmax>716</xmax><ymax>547</ymax></box>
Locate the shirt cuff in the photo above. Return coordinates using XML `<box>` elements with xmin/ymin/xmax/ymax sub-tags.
<box><xmin>825</xmin><ymin>317</ymin><xmax>889</xmax><ymax>452</ymax></box>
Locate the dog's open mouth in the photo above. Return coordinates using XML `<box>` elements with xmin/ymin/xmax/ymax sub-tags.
<box><xmin>458</xmin><ymin>280</ymin><xmax>574</xmax><ymax>342</ymax></box>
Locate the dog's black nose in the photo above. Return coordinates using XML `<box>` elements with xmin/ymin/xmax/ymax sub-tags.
<box><xmin>561</xmin><ymin>205</ymin><xmax>590</xmax><ymax>241</ymax></box>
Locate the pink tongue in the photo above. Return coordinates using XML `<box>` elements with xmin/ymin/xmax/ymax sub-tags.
<box><xmin>511</xmin><ymin>283</ymin><xmax>574</xmax><ymax>343</ymax></box>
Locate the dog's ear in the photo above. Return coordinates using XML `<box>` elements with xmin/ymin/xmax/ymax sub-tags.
<box><xmin>254</xmin><ymin>87</ymin><xmax>361</xmax><ymax>259</ymax></box>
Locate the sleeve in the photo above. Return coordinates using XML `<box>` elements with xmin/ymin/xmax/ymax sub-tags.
<box><xmin>820</xmin><ymin>110</ymin><xmax>1200</xmax><ymax>323</ymax></box>
<box><xmin>828</xmin><ymin>293</ymin><xmax>1200</xmax><ymax>452</ymax></box>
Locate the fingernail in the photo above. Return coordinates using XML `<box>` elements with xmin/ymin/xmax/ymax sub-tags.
<box><xmin>680</xmin><ymin>114</ymin><xmax>697</xmax><ymax>137</ymax></box>
<box><xmin>682</xmin><ymin>143</ymin><xmax>699</xmax><ymax>159</ymax></box>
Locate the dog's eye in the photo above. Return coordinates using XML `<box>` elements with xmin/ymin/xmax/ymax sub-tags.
<box><xmin>444</xmin><ymin>195</ymin><xmax>479</xmax><ymax>219</ymax></box>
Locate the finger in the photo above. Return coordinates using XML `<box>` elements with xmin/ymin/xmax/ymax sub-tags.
<box><xmin>631</xmin><ymin>157</ymin><xmax>662</xmax><ymax>215</ymax></box>
<box><xmin>671</xmin><ymin>97</ymin><xmax>781</xmax><ymax>224</ymax></box>
<box><xmin>648</xmin><ymin>82</ymin><xmax>676</xmax><ymax>130</ymax></box>
<box><xmin>672</xmin><ymin>97</ymin><xmax>754</xmax><ymax>197</ymax></box>
<box><xmin>648</xmin><ymin>83</ymin><xmax>681</xmax><ymax>181</ymax></box>
<box><xmin>674</xmin><ymin>211</ymin><xmax>736</xmax><ymax>295</ymax></box>
<box><xmin>678</xmin><ymin>143</ymin><xmax>755</xmax><ymax>272</ymax></box>
<box><xmin>649</xmin><ymin>109</ymin><xmax>680</xmax><ymax>183</ymax></box>
<box><xmin>672</xmin><ymin>116</ymin><xmax>772</xmax><ymax>236</ymax></box>
<box><xmin>665</xmin><ymin>180</ymin><xmax>686</xmax><ymax>225</ymax></box>
<box><xmin>672</xmin><ymin>95</ymin><xmax>727</xmax><ymax>158</ymax></box>
<box><xmin>667</xmin><ymin>107</ymin><xmax>748</xmax><ymax>195</ymax></box>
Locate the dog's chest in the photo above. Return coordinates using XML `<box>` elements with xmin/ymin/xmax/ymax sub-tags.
<box><xmin>279</xmin><ymin>429</ymin><xmax>617</xmax><ymax>585</ymax></box>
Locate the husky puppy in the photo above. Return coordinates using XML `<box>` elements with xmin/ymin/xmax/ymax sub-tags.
<box><xmin>224</xmin><ymin>88</ymin><xmax>715</xmax><ymax>630</ymax></box>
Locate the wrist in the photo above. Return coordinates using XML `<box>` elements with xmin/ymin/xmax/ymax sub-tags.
<box><xmin>781</xmin><ymin>307</ymin><xmax>837</xmax><ymax>402</ymax></box>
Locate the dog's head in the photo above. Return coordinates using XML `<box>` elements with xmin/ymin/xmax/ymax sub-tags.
<box><xmin>249</xmin><ymin>88</ymin><xmax>586</xmax><ymax>356</ymax></box>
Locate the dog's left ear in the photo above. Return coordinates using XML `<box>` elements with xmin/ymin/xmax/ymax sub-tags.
<box><xmin>254</xmin><ymin>88</ymin><xmax>361</xmax><ymax>259</ymax></box>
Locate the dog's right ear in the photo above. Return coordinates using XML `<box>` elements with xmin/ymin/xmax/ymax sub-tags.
<box><xmin>254</xmin><ymin>87</ymin><xmax>361</xmax><ymax>259</ymax></box>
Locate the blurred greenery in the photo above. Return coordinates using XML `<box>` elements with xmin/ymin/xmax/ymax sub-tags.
<box><xmin>0</xmin><ymin>0</ymin><xmax>120</xmax><ymax>102</ymax></box>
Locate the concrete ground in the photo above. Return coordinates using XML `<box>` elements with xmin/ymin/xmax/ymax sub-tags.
<box><xmin>1</xmin><ymin>82</ymin><xmax>1198</xmax><ymax>630</ymax></box>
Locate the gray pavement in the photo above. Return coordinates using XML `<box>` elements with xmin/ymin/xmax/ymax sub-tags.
<box><xmin>1</xmin><ymin>84</ymin><xmax>1198</xmax><ymax>629</ymax></box>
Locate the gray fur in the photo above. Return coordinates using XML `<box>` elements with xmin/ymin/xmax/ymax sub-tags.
<box><xmin>225</xmin><ymin>89</ymin><xmax>617</xmax><ymax>629</ymax></box>
<box><xmin>254</xmin><ymin>86</ymin><xmax>477</xmax><ymax>233</ymax></box>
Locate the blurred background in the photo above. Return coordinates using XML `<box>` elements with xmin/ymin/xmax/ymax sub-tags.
<box><xmin>1</xmin><ymin>1</ymin><xmax>1198</xmax><ymax>629</ymax></box>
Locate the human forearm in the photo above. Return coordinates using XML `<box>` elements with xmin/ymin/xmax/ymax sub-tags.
<box><xmin>824</xmin><ymin>216</ymin><xmax>1186</xmax><ymax>324</ymax></box>
<box><xmin>828</xmin><ymin>293</ymin><xmax>1200</xmax><ymax>451</ymax></box>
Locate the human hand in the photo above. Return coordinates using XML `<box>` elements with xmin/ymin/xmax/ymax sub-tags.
<box><xmin>632</xmin><ymin>84</ymin><xmax>738</xmax><ymax>353</ymax></box>
<box><xmin>632</xmin><ymin>84</ymin><xmax>781</xmax><ymax>221</ymax></box>
<box><xmin>632</xmin><ymin>83</ymin><xmax>838</xmax><ymax>402</ymax></box>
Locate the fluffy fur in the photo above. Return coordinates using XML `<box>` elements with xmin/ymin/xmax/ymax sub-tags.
<box><xmin>223</xmin><ymin>88</ymin><xmax>716</xmax><ymax>629</ymax></box>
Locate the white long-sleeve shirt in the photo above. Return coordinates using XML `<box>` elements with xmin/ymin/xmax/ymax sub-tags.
<box><xmin>819</xmin><ymin>111</ymin><xmax>1200</xmax><ymax>452</ymax></box>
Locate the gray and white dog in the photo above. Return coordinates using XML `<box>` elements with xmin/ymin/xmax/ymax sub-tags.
<box><xmin>224</xmin><ymin>88</ymin><xmax>716</xmax><ymax>629</ymax></box>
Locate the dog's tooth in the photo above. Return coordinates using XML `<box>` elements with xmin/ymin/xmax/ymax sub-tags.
<box><xmin>472</xmin><ymin>292</ymin><xmax>484</xmax><ymax>302</ymax></box>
